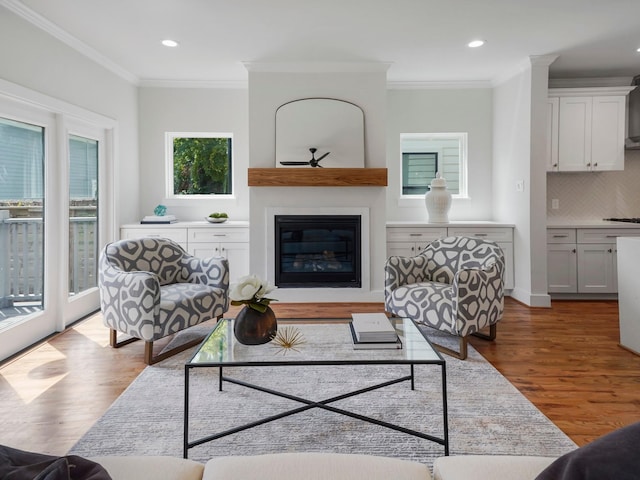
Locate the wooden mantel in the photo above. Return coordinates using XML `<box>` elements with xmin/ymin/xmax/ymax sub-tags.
<box><xmin>247</xmin><ymin>168</ymin><xmax>387</xmax><ymax>187</ymax></box>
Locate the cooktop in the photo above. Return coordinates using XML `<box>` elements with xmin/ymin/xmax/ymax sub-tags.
<box><xmin>604</xmin><ymin>217</ymin><xmax>640</xmax><ymax>223</ymax></box>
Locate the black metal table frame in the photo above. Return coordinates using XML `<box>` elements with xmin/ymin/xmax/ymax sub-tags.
<box><xmin>183</xmin><ymin>356</ymin><xmax>449</xmax><ymax>459</ymax></box>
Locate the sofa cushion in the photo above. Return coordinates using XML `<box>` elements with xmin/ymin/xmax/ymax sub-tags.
<box><xmin>89</xmin><ymin>456</ymin><xmax>204</xmax><ymax>480</ymax></box>
<box><xmin>203</xmin><ymin>452</ymin><xmax>431</xmax><ymax>480</ymax></box>
<box><xmin>432</xmin><ymin>455</ymin><xmax>556</xmax><ymax>480</ymax></box>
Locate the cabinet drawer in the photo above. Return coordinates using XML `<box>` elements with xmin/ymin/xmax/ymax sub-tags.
<box><xmin>120</xmin><ymin>227</ymin><xmax>187</xmax><ymax>244</ymax></box>
<box><xmin>547</xmin><ymin>229</ymin><xmax>576</xmax><ymax>244</ymax></box>
<box><xmin>446</xmin><ymin>227</ymin><xmax>512</xmax><ymax>242</ymax></box>
<box><xmin>386</xmin><ymin>227</ymin><xmax>447</xmax><ymax>243</ymax></box>
<box><xmin>188</xmin><ymin>227</ymin><xmax>249</xmax><ymax>243</ymax></box>
<box><xmin>577</xmin><ymin>228</ymin><xmax>640</xmax><ymax>244</ymax></box>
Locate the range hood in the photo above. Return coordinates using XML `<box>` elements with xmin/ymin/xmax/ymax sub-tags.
<box><xmin>626</xmin><ymin>75</ymin><xmax>640</xmax><ymax>149</ymax></box>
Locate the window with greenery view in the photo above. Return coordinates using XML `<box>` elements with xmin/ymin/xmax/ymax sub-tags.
<box><xmin>400</xmin><ymin>133</ymin><xmax>467</xmax><ymax>197</ymax></box>
<box><xmin>168</xmin><ymin>133</ymin><xmax>233</xmax><ymax>196</ymax></box>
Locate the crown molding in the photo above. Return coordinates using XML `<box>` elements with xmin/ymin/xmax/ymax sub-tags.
<box><xmin>548</xmin><ymin>76</ymin><xmax>635</xmax><ymax>88</ymax></box>
<box><xmin>243</xmin><ymin>61</ymin><xmax>392</xmax><ymax>73</ymax></box>
<box><xmin>529</xmin><ymin>54</ymin><xmax>560</xmax><ymax>67</ymax></box>
<box><xmin>548</xmin><ymin>85</ymin><xmax>635</xmax><ymax>96</ymax></box>
<box><xmin>387</xmin><ymin>79</ymin><xmax>492</xmax><ymax>89</ymax></box>
<box><xmin>139</xmin><ymin>79</ymin><xmax>248</xmax><ymax>89</ymax></box>
<box><xmin>2</xmin><ymin>0</ymin><xmax>139</xmax><ymax>85</ymax></box>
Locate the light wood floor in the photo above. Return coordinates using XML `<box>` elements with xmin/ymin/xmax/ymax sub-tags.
<box><xmin>0</xmin><ymin>299</ymin><xmax>639</xmax><ymax>456</ymax></box>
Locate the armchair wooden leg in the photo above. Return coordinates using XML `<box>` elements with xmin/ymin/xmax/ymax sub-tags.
<box><xmin>109</xmin><ymin>329</ymin><xmax>139</xmax><ymax>348</ymax></box>
<box><xmin>432</xmin><ymin>336</ymin><xmax>468</xmax><ymax>360</ymax></box>
<box><xmin>472</xmin><ymin>323</ymin><xmax>497</xmax><ymax>341</ymax></box>
<box><xmin>433</xmin><ymin>324</ymin><xmax>497</xmax><ymax>360</ymax></box>
<box><xmin>144</xmin><ymin>336</ymin><xmax>207</xmax><ymax>365</ymax></box>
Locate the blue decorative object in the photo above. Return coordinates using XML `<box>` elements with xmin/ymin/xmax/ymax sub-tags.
<box><xmin>154</xmin><ymin>204</ymin><xmax>167</xmax><ymax>216</ymax></box>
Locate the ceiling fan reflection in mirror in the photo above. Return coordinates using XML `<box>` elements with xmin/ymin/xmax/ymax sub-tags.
<box><xmin>279</xmin><ymin>148</ymin><xmax>330</xmax><ymax>168</ymax></box>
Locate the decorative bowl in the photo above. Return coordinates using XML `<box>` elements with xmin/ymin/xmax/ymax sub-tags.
<box><xmin>205</xmin><ymin>217</ymin><xmax>228</xmax><ymax>223</ymax></box>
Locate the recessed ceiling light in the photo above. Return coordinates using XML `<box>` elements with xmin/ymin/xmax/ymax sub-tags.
<box><xmin>468</xmin><ymin>40</ymin><xmax>485</xmax><ymax>48</ymax></box>
<box><xmin>162</xmin><ymin>39</ymin><xmax>179</xmax><ymax>47</ymax></box>
<box><xmin>637</xmin><ymin>47</ymin><xmax>640</xmax><ymax>53</ymax></box>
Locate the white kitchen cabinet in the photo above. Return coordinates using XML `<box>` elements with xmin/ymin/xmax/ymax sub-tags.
<box><xmin>546</xmin><ymin>229</ymin><xmax>577</xmax><ymax>293</ymax></box>
<box><xmin>547</xmin><ymin>227</ymin><xmax>640</xmax><ymax>294</ymax></box>
<box><xmin>547</xmin><ymin>87</ymin><xmax>633</xmax><ymax>172</ymax></box>
<box><xmin>187</xmin><ymin>225</ymin><xmax>250</xmax><ymax>283</ymax></box>
<box><xmin>577</xmin><ymin>244</ymin><xmax>617</xmax><ymax>293</ymax></box>
<box><xmin>120</xmin><ymin>221</ymin><xmax>250</xmax><ymax>283</ymax></box>
<box><xmin>385</xmin><ymin>227</ymin><xmax>447</xmax><ymax>257</ymax></box>
<box><xmin>386</xmin><ymin>224</ymin><xmax>514</xmax><ymax>290</ymax></box>
<box><xmin>547</xmin><ymin>244</ymin><xmax>578</xmax><ymax>293</ymax></box>
<box><xmin>546</xmin><ymin>97</ymin><xmax>559</xmax><ymax>171</ymax></box>
<box><xmin>119</xmin><ymin>226</ymin><xmax>188</xmax><ymax>247</ymax></box>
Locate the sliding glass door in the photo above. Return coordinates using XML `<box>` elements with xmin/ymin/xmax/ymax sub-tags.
<box><xmin>62</xmin><ymin>125</ymin><xmax>105</xmax><ymax>325</ymax></box>
<box><xmin>0</xmin><ymin>91</ymin><xmax>113</xmax><ymax>361</ymax></box>
<box><xmin>0</xmin><ymin>117</ymin><xmax>45</xmax><ymax>330</ymax></box>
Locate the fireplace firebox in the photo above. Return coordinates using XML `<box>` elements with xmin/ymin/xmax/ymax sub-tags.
<box><xmin>275</xmin><ymin>215</ymin><xmax>361</xmax><ymax>288</ymax></box>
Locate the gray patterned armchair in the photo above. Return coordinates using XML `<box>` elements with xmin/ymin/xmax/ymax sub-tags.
<box><xmin>98</xmin><ymin>238</ymin><xmax>229</xmax><ymax>364</ymax></box>
<box><xmin>384</xmin><ymin>236</ymin><xmax>504</xmax><ymax>359</ymax></box>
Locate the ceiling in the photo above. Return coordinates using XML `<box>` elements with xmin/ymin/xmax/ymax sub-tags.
<box><xmin>6</xmin><ymin>0</ymin><xmax>640</xmax><ymax>86</ymax></box>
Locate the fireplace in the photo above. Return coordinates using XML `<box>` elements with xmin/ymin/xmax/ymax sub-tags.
<box><xmin>274</xmin><ymin>215</ymin><xmax>361</xmax><ymax>288</ymax></box>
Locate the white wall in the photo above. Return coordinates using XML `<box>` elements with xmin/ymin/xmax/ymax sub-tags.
<box><xmin>0</xmin><ymin>7</ymin><xmax>139</xmax><ymax>358</ymax></box>
<box><xmin>0</xmin><ymin>7</ymin><xmax>139</xmax><ymax>227</ymax></box>
<box><xmin>492</xmin><ymin>58</ymin><xmax>552</xmax><ymax>307</ymax></box>
<box><xmin>386</xmin><ymin>88</ymin><xmax>494</xmax><ymax>221</ymax></box>
<box><xmin>137</xmin><ymin>87</ymin><xmax>249</xmax><ymax>221</ymax></box>
<box><xmin>247</xmin><ymin>68</ymin><xmax>387</xmax><ymax>302</ymax></box>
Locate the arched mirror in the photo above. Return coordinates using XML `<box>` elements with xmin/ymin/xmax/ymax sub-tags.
<box><xmin>275</xmin><ymin>98</ymin><xmax>365</xmax><ymax>168</ymax></box>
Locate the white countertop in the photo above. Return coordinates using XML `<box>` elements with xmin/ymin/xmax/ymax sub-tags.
<box><xmin>386</xmin><ymin>221</ymin><xmax>515</xmax><ymax>228</ymax></box>
<box><xmin>122</xmin><ymin>220</ymin><xmax>250</xmax><ymax>228</ymax></box>
<box><xmin>547</xmin><ymin>220</ymin><xmax>640</xmax><ymax>228</ymax></box>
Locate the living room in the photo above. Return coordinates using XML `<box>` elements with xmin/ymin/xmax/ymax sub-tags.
<box><xmin>1</xmin><ymin>1</ymin><xmax>640</xmax><ymax>477</ymax></box>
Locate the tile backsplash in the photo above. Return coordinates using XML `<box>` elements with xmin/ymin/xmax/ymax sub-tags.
<box><xmin>547</xmin><ymin>150</ymin><xmax>640</xmax><ymax>221</ymax></box>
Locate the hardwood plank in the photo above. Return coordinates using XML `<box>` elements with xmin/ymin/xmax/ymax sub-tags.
<box><xmin>1</xmin><ymin>299</ymin><xmax>639</xmax><ymax>457</ymax></box>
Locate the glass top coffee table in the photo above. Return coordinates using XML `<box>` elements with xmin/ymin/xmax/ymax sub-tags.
<box><xmin>183</xmin><ymin>317</ymin><xmax>448</xmax><ymax>458</ymax></box>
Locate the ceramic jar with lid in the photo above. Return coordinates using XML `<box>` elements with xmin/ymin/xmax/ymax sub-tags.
<box><xmin>424</xmin><ymin>173</ymin><xmax>452</xmax><ymax>223</ymax></box>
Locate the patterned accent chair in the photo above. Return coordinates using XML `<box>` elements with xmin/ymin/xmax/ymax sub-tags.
<box><xmin>384</xmin><ymin>236</ymin><xmax>504</xmax><ymax>359</ymax></box>
<box><xmin>98</xmin><ymin>238</ymin><xmax>229</xmax><ymax>364</ymax></box>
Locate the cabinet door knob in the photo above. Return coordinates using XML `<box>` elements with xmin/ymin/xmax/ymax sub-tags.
<box><xmin>594</xmin><ymin>162</ymin><xmax>598</xmax><ymax>167</ymax></box>
<box><xmin>608</xmin><ymin>248</ymin><xmax>613</xmax><ymax>253</ymax></box>
<box><xmin>586</xmin><ymin>162</ymin><xmax>591</xmax><ymax>167</ymax></box>
<box><xmin>572</xmin><ymin>249</ymin><xmax>576</xmax><ymax>253</ymax></box>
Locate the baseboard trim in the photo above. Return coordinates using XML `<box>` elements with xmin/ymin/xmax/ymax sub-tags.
<box><xmin>510</xmin><ymin>288</ymin><xmax>551</xmax><ymax>308</ymax></box>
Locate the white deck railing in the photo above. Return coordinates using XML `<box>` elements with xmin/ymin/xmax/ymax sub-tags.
<box><xmin>0</xmin><ymin>216</ymin><xmax>97</xmax><ymax>306</ymax></box>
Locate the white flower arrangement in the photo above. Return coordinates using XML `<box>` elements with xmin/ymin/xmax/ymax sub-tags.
<box><xmin>229</xmin><ymin>274</ymin><xmax>278</xmax><ymax>313</ymax></box>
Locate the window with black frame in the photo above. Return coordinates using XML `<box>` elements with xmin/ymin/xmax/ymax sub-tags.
<box><xmin>400</xmin><ymin>133</ymin><xmax>467</xmax><ymax>197</ymax></box>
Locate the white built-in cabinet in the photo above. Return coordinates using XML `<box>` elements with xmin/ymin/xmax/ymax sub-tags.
<box><xmin>546</xmin><ymin>87</ymin><xmax>633</xmax><ymax>172</ymax></box>
<box><xmin>547</xmin><ymin>227</ymin><xmax>640</xmax><ymax>294</ymax></box>
<box><xmin>120</xmin><ymin>221</ymin><xmax>250</xmax><ymax>283</ymax></box>
<box><xmin>386</xmin><ymin>224</ymin><xmax>514</xmax><ymax>290</ymax></box>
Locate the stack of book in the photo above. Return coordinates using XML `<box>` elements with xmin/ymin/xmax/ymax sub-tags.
<box><xmin>140</xmin><ymin>214</ymin><xmax>177</xmax><ymax>224</ymax></box>
<box><xmin>349</xmin><ymin>313</ymin><xmax>402</xmax><ymax>349</ymax></box>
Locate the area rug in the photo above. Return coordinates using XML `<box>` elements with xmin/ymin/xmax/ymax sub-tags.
<box><xmin>70</xmin><ymin>323</ymin><xmax>577</xmax><ymax>468</ymax></box>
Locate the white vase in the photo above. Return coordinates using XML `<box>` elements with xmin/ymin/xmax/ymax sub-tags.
<box><xmin>424</xmin><ymin>173</ymin><xmax>452</xmax><ymax>223</ymax></box>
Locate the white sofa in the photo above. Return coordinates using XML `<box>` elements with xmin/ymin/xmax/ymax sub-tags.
<box><xmin>91</xmin><ymin>452</ymin><xmax>558</xmax><ymax>480</ymax></box>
